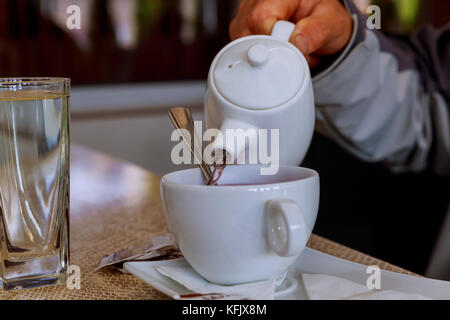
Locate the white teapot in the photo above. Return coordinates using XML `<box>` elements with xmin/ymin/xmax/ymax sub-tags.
<box><xmin>204</xmin><ymin>21</ymin><xmax>315</xmax><ymax>167</ymax></box>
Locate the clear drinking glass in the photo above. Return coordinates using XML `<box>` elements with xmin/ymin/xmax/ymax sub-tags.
<box><xmin>0</xmin><ymin>78</ymin><xmax>70</xmax><ymax>290</ymax></box>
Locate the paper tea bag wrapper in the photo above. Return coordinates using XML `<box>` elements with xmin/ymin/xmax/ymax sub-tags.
<box><xmin>95</xmin><ymin>234</ymin><xmax>178</xmax><ymax>272</ymax></box>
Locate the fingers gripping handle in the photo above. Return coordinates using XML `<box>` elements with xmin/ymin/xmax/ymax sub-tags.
<box><xmin>271</xmin><ymin>21</ymin><xmax>296</xmax><ymax>41</ymax></box>
<box><xmin>266</xmin><ymin>199</ymin><xmax>308</xmax><ymax>257</ymax></box>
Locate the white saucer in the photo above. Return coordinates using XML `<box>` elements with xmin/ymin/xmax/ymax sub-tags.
<box><xmin>275</xmin><ymin>276</ymin><xmax>299</xmax><ymax>297</ymax></box>
<box><xmin>124</xmin><ymin>248</ymin><xmax>450</xmax><ymax>300</ymax></box>
<box><xmin>124</xmin><ymin>258</ymin><xmax>305</xmax><ymax>299</ymax></box>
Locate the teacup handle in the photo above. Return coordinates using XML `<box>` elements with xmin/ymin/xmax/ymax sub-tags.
<box><xmin>266</xmin><ymin>199</ymin><xmax>308</xmax><ymax>257</ymax></box>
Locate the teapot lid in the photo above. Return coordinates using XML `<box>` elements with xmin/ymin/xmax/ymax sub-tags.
<box><xmin>212</xmin><ymin>21</ymin><xmax>306</xmax><ymax>110</ymax></box>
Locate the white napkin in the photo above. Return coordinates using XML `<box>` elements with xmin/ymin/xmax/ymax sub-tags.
<box><xmin>302</xmin><ymin>274</ymin><xmax>431</xmax><ymax>300</ymax></box>
<box><xmin>155</xmin><ymin>264</ymin><xmax>276</xmax><ymax>300</ymax></box>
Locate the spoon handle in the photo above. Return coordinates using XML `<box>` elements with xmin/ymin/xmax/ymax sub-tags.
<box><xmin>169</xmin><ymin>108</ymin><xmax>213</xmax><ymax>182</ymax></box>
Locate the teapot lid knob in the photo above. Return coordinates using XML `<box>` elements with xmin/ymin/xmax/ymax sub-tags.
<box><xmin>247</xmin><ymin>44</ymin><xmax>270</xmax><ymax>67</ymax></box>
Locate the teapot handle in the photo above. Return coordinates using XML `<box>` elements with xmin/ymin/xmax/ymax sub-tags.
<box><xmin>271</xmin><ymin>21</ymin><xmax>296</xmax><ymax>42</ymax></box>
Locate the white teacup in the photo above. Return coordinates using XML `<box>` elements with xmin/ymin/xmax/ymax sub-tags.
<box><xmin>160</xmin><ymin>165</ymin><xmax>320</xmax><ymax>285</ymax></box>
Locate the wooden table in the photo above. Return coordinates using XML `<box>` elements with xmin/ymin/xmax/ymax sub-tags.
<box><xmin>0</xmin><ymin>145</ymin><xmax>417</xmax><ymax>300</ymax></box>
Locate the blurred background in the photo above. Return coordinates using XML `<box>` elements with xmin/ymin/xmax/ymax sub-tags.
<box><xmin>0</xmin><ymin>0</ymin><xmax>449</xmax><ymax>277</ymax></box>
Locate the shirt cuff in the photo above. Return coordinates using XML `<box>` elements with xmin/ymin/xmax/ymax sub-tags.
<box><xmin>312</xmin><ymin>0</ymin><xmax>367</xmax><ymax>82</ymax></box>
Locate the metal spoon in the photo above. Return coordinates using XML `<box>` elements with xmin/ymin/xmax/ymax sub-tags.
<box><xmin>169</xmin><ymin>107</ymin><xmax>213</xmax><ymax>182</ymax></box>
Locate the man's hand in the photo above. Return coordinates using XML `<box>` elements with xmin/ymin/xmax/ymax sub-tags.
<box><xmin>229</xmin><ymin>0</ymin><xmax>353</xmax><ymax>68</ymax></box>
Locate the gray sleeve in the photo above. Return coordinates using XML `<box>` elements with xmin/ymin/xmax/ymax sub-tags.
<box><xmin>312</xmin><ymin>0</ymin><xmax>450</xmax><ymax>176</ymax></box>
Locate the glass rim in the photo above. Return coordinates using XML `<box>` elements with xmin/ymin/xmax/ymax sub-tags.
<box><xmin>0</xmin><ymin>77</ymin><xmax>70</xmax><ymax>87</ymax></box>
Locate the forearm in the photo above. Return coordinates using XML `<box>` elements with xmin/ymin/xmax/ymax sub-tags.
<box><xmin>312</xmin><ymin>0</ymin><xmax>450</xmax><ymax>175</ymax></box>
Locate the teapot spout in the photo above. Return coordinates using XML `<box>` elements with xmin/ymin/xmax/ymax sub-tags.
<box><xmin>210</xmin><ymin>118</ymin><xmax>258</xmax><ymax>165</ymax></box>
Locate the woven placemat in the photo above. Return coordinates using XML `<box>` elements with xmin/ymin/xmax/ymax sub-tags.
<box><xmin>0</xmin><ymin>146</ymin><xmax>418</xmax><ymax>300</ymax></box>
<box><xmin>0</xmin><ymin>208</ymin><xmax>416</xmax><ymax>300</ymax></box>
